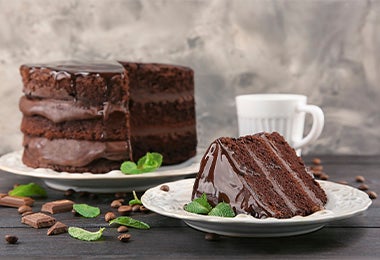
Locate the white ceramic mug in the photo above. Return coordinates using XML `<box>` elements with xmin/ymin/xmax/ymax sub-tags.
<box><xmin>235</xmin><ymin>94</ymin><xmax>324</xmax><ymax>154</ymax></box>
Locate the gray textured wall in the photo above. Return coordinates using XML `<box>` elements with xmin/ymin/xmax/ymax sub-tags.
<box><xmin>1</xmin><ymin>0</ymin><xmax>379</xmax><ymax>155</ymax></box>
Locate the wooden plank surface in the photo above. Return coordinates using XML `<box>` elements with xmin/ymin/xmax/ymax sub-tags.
<box><xmin>0</xmin><ymin>155</ymin><xmax>379</xmax><ymax>258</ymax></box>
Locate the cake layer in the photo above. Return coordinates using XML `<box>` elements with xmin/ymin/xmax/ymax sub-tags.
<box><xmin>129</xmin><ymin>97</ymin><xmax>195</xmax><ymax>127</ymax></box>
<box><xmin>192</xmin><ymin>132</ymin><xmax>327</xmax><ymax>219</ymax></box>
<box><xmin>20</xmin><ymin>61</ymin><xmax>128</xmax><ymax>107</ymax></box>
<box><xmin>119</xmin><ymin>62</ymin><xmax>194</xmax><ymax>94</ymax></box>
<box><xmin>21</xmin><ymin>114</ymin><xmax>128</xmax><ymax>141</ymax></box>
<box><xmin>22</xmin><ymin>136</ymin><xmax>130</xmax><ymax>172</ymax></box>
<box><xmin>131</xmin><ymin>127</ymin><xmax>197</xmax><ymax>165</ymax></box>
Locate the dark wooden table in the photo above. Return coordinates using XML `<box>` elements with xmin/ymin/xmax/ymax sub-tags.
<box><xmin>0</xmin><ymin>155</ymin><xmax>379</xmax><ymax>259</ymax></box>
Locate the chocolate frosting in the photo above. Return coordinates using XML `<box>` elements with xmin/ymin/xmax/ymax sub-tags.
<box><xmin>19</xmin><ymin>96</ymin><xmax>127</xmax><ymax>123</ymax></box>
<box><xmin>23</xmin><ymin>136</ymin><xmax>129</xmax><ymax>167</ymax></box>
<box><xmin>26</xmin><ymin>60</ymin><xmax>124</xmax><ymax>76</ymax></box>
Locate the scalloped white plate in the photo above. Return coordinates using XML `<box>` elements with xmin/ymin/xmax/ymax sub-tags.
<box><xmin>0</xmin><ymin>151</ymin><xmax>200</xmax><ymax>193</ymax></box>
<box><xmin>141</xmin><ymin>178</ymin><xmax>372</xmax><ymax>237</ymax></box>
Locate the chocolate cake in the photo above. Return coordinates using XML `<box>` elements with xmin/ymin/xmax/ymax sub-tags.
<box><xmin>19</xmin><ymin>61</ymin><xmax>197</xmax><ymax>173</ymax></box>
<box><xmin>192</xmin><ymin>132</ymin><xmax>327</xmax><ymax>219</ymax></box>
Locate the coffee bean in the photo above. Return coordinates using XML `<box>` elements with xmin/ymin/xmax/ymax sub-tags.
<box><xmin>160</xmin><ymin>185</ymin><xmax>170</xmax><ymax>192</ymax></box>
<box><xmin>355</xmin><ymin>175</ymin><xmax>365</xmax><ymax>183</ymax></box>
<box><xmin>118</xmin><ymin>205</ymin><xmax>132</xmax><ymax>215</ymax></box>
<box><xmin>105</xmin><ymin>212</ymin><xmax>116</xmax><ymax>222</ymax></box>
<box><xmin>312</xmin><ymin>158</ymin><xmax>322</xmax><ymax>165</ymax></box>
<box><xmin>131</xmin><ymin>204</ymin><xmax>140</xmax><ymax>212</ymax></box>
<box><xmin>319</xmin><ymin>173</ymin><xmax>329</xmax><ymax>180</ymax></box>
<box><xmin>64</xmin><ymin>189</ymin><xmax>75</xmax><ymax>197</ymax></box>
<box><xmin>111</xmin><ymin>200</ymin><xmax>122</xmax><ymax>208</ymax></box>
<box><xmin>368</xmin><ymin>191</ymin><xmax>377</xmax><ymax>200</ymax></box>
<box><xmin>118</xmin><ymin>233</ymin><xmax>131</xmax><ymax>242</ymax></box>
<box><xmin>5</xmin><ymin>235</ymin><xmax>18</xmax><ymax>244</ymax></box>
<box><xmin>358</xmin><ymin>184</ymin><xmax>369</xmax><ymax>191</ymax></box>
<box><xmin>310</xmin><ymin>165</ymin><xmax>323</xmax><ymax>173</ymax></box>
<box><xmin>18</xmin><ymin>205</ymin><xmax>32</xmax><ymax>214</ymax></box>
<box><xmin>337</xmin><ymin>180</ymin><xmax>348</xmax><ymax>185</ymax></box>
<box><xmin>204</xmin><ymin>233</ymin><xmax>220</xmax><ymax>241</ymax></box>
<box><xmin>117</xmin><ymin>226</ymin><xmax>129</xmax><ymax>233</ymax></box>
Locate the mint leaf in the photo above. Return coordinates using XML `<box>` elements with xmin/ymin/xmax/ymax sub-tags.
<box><xmin>68</xmin><ymin>227</ymin><xmax>104</xmax><ymax>241</ymax></box>
<box><xmin>121</xmin><ymin>152</ymin><xmax>163</xmax><ymax>175</ymax></box>
<box><xmin>120</xmin><ymin>161</ymin><xmax>141</xmax><ymax>174</ymax></box>
<box><xmin>208</xmin><ymin>202</ymin><xmax>235</xmax><ymax>217</ymax></box>
<box><xmin>73</xmin><ymin>204</ymin><xmax>100</xmax><ymax>218</ymax></box>
<box><xmin>137</xmin><ymin>152</ymin><xmax>163</xmax><ymax>171</ymax></box>
<box><xmin>109</xmin><ymin>216</ymin><xmax>150</xmax><ymax>230</ymax></box>
<box><xmin>8</xmin><ymin>183</ymin><xmax>47</xmax><ymax>197</ymax></box>
<box><xmin>129</xmin><ymin>191</ymin><xmax>142</xmax><ymax>206</ymax></box>
<box><xmin>184</xmin><ymin>193</ymin><xmax>212</xmax><ymax>214</ymax></box>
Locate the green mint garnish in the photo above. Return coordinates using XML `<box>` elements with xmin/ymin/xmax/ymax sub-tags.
<box><xmin>121</xmin><ymin>152</ymin><xmax>163</xmax><ymax>174</ymax></box>
<box><xmin>73</xmin><ymin>204</ymin><xmax>100</xmax><ymax>218</ymax></box>
<box><xmin>184</xmin><ymin>193</ymin><xmax>213</xmax><ymax>214</ymax></box>
<box><xmin>129</xmin><ymin>191</ymin><xmax>142</xmax><ymax>206</ymax></box>
<box><xmin>8</xmin><ymin>183</ymin><xmax>47</xmax><ymax>197</ymax></box>
<box><xmin>68</xmin><ymin>227</ymin><xmax>105</xmax><ymax>241</ymax></box>
<box><xmin>208</xmin><ymin>202</ymin><xmax>235</xmax><ymax>217</ymax></box>
<box><xmin>109</xmin><ymin>216</ymin><xmax>150</xmax><ymax>230</ymax></box>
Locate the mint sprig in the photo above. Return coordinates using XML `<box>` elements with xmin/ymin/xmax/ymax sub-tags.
<box><xmin>129</xmin><ymin>191</ymin><xmax>142</xmax><ymax>206</ymax></box>
<box><xmin>8</xmin><ymin>183</ymin><xmax>47</xmax><ymax>197</ymax></box>
<box><xmin>73</xmin><ymin>204</ymin><xmax>101</xmax><ymax>218</ymax></box>
<box><xmin>121</xmin><ymin>152</ymin><xmax>163</xmax><ymax>174</ymax></box>
<box><xmin>184</xmin><ymin>193</ymin><xmax>213</xmax><ymax>214</ymax></box>
<box><xmin>208</xmin><ymin>202</ymin><xmax>235</xmax><ymax>217</ymax></box>
<box><xmin>184</xmin><ymin>194</ymin><xmax>235</xmax><ymax>217</ymax></box>
<box><xmin>68</xmin><ymin>227</ymin><xmax>105</xmax><ymax>241</ymax></box>
<box><xmin>109</xmin><ymin>216</ymin><xmax>150</xmax><ymax>230</ymax></box>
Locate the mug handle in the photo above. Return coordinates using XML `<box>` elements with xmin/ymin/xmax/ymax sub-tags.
<box><xmin>292</xmin><ymin>104</ymin><xmax>324</xmax><ymax>150</ymax></box>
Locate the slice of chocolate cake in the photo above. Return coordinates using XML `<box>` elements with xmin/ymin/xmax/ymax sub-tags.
<box><xmin>192</xmin><ymin>132</ymin><xmax>327</xmax><ymax>219</ymax></box>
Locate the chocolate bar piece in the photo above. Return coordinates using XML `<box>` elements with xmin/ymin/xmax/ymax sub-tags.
<box><xmin>21</xmin><ymin>212</ymin><xmax>56</xmax><ymax>229</ymax></box>
<box><xmin>41</xmin><ymin>199</ymin><xmax>74</xmax><ymax>214</ymax></box>
<box><xmin>0</xmin><ymin>193</ymin><xmax>34</xmax><ymax>208</ymax></box>
<box><xmin>47</xmin><ymin>221</ymin><xmax>68</xmax><ymax>236</ymax></box>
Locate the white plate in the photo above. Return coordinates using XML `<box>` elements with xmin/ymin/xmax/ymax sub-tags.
<box><xmin>141</xmin><ymin>178</ymin><xmax>372</xmax><ymax>237</ymax></box>
<box><xmin>0</xmin><ymin>151</ymin><xmax>200</xmax><ymax>193</ymax></box>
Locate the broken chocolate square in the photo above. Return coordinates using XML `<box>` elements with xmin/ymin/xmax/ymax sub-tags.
<box><xmin>21</xmin><ymin>212</ymin><xmax>56</xmax><ymax>229</ymax></box>
<box><xmin>47</xmin><ymin>221</ymin><xmax>68</xmax><ymax>235</ymax></box>
<box><xmin>41</xmin><ymin>199</ymin><xmax>74</xmax><ymax>214</ymax></box>
<box><xmin>0</xmin><ymin>193</ymin><xmax>34</xmax><ymax>208</ymax></box>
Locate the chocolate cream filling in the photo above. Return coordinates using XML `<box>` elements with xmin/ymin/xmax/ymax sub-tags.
<box><xmin>19</xmin><ymin>96</ymin><xmax>127</xmax><ymax>123</ymax></box>
<box><xmin>23</xmin><ymin>136</ymin><xmax>130</xmax><ymax>167</ymax></box>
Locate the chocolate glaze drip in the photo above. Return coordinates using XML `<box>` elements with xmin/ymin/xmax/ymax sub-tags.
<box><xmin>192</xmin><ymin>140</ymin><xmax>274</xmax><ymax>218</ymax></box>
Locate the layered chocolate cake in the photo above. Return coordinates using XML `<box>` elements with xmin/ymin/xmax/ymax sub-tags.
<box><xmin>19</xmin><ymin>61</ymin><xmax>197</xmax><ymax>173</ymax></box>
<box><xmin>192</xmin><ymin>132</ymin><xmax>327</xmax><ymax>219</ymax></box>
